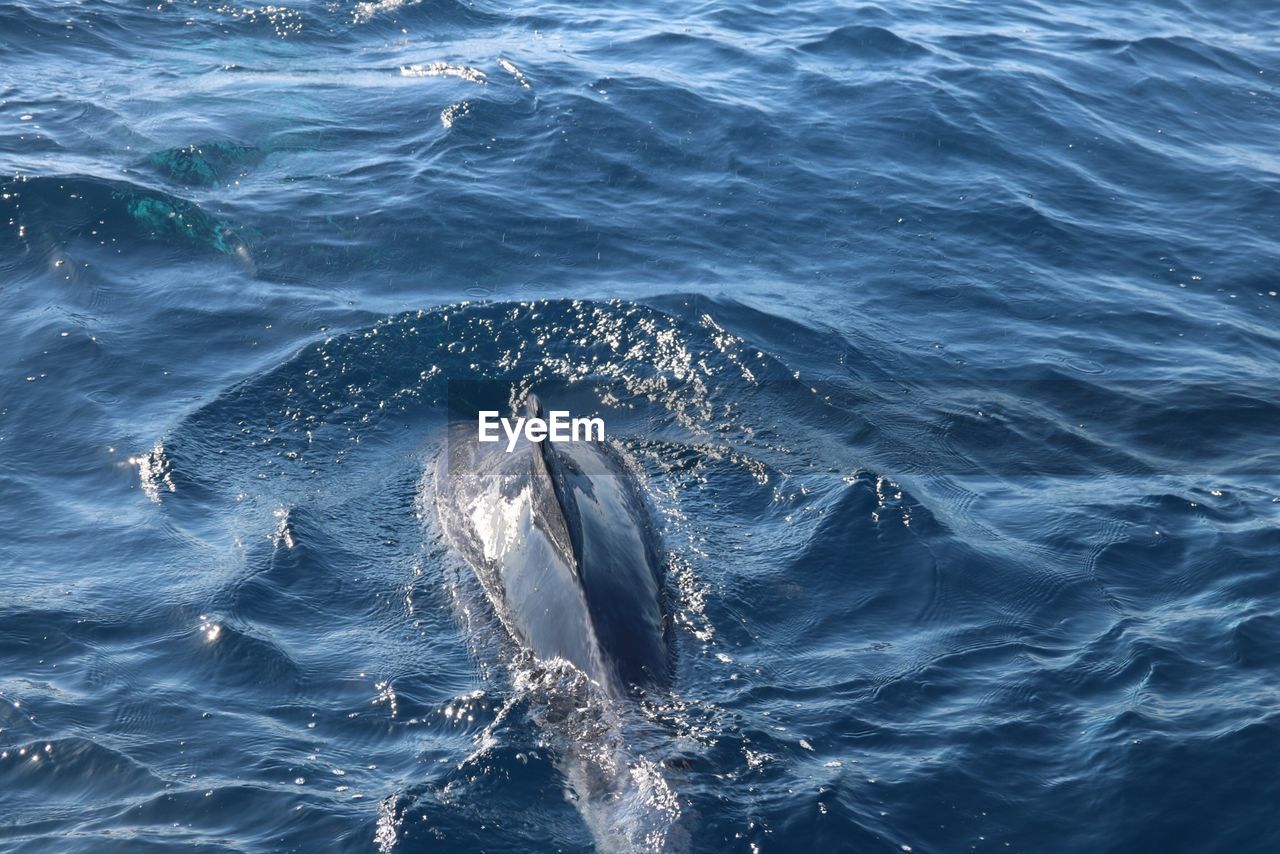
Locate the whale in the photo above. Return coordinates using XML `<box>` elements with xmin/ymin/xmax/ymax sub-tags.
<box><xmin>433</xmin><ymin>393</ymin><xmax>671</xmax><ymax>698</ymax></box>
<box><xmin>431</xmin><ymin>393</ymin><xmax>686</xmax><ymax>850</ymax></box>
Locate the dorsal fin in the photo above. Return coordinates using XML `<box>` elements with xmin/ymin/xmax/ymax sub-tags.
<box><xmin>525</xmin><ymin>394</ymin><xmax>579</xmax><ymax>578</ymax></box>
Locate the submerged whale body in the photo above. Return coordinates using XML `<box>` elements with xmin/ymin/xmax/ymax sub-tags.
<box><xmin>435</xmin><ymin>394</ymin><xmax>670</xmax><ymax>696</ymax></box>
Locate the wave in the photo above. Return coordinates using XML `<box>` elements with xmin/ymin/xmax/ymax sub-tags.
<box><xmin>799</xmin><ymin>25</ymin><xmax>932</xmax><ymax>61</ymax></box>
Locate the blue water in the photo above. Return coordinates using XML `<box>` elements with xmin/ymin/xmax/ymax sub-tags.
<box><xmin>3</xmin><ymin>0</ymin><xmax>1280</xmax><ymax>850</ymax></box>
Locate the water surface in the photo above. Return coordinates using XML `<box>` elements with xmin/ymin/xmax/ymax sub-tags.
<box><xmin>2</xmin><ymin>0</ymin><xmax>1279</xmax><ymax>851</ymax></box>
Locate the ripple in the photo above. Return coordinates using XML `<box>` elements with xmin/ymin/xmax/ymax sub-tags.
<box><xmin>798</xmin><ymin>25</ymin><xmax>931</xmax><ymax>61</ymax></box>
<box><xmin>0</xmin><ymin>737</ymin><xmax>164</xmax><ymax>804</ymax></box>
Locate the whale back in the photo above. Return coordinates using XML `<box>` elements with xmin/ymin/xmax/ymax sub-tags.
<box><xmin>536</xmin><ymin>436</ymin><xmax>670</xmax><ymax>692</ymax></box>
<box><xmin>435</xmin><ymin>396</ymin><xmax>670</xmax><ymax>695</ymax></box>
